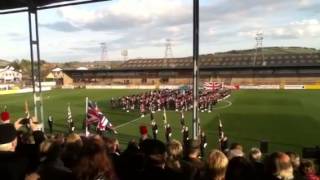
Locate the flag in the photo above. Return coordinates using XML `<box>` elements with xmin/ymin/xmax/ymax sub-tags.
<box><xmin>67</xmin><ymin>104</ymin><xmax>75</xmax><ymax>133</ymax></box>
<box><xmin>218</xmin><ymin>118</ymin><xmax>224</xmax><ymax>140</ymax></box>
<box><xmin>150</xmin><ymin>111</ymin><xmax>154</xmax><ymax>121</ymax></box>
<box><xmin>218</xmin><ymin>116</ymin><xmax>228</xmax><ymax>151</ymax></box>
<box><xmin>86</xmin><ymin>99</ymin><xmax>116</xmax><ymax>133</ymax></box>
<box><xmin>48</xmin><ymin>115</ymin><xmax>53</xmax><ymax>133</ymax></box>
<box><xmin>180</xmin><ymin>110</ymin><xmax>185</xmax><ymax>133</ymax></box>
<box><xmin>165</xmin><ymin>124</ymin><xmax>172</xmax><ymax>143</ymax></box>
<box><xmin>163</xmin><ymin>107</ymin><xmax>167</xmax><ymax>126</ymax></box>
<box><xmin>203</xmin><ymin>81</ymin><xmax>222</xmax><ymax>91</ymax></box>
<box><xmin>24</xmin><ymin>100</ymin><xmax>30</xmax><ymax>119</ymax></box>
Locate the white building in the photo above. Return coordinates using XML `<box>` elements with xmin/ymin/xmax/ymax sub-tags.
<box><xmin>50</xmin><ymin>67</ymin><xmax>64</xmax><ymax>79</ymax></box>
<box><xmin>0</xmin><ymin>66</ymin><xmax>22</xmax><ymax>83</ymax></box>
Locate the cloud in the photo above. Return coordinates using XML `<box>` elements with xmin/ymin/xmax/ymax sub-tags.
<box><xmin>24</xmin><ymin>0</ymin><xmax>320</xmax><ymax>61</ymax></box>
<box><xmin>238</xmin><ymin>19</ymin><xmax>320</xmax><ymax>40</ymax></box>
<box><xmin>40</xmin><ymin>21</ymin><xmax>80</xmax><ymax>32</ymax></box>
<box><xmin>5</xmin><ymin>32</ymin><xmax>27</xmax><ymax>41</ymax></box>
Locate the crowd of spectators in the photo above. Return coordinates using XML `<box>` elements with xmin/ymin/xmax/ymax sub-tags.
<box><xmin>0</xmin><ymin>116</ymin><xmax>319</xmax><ymax>180</ymax></box>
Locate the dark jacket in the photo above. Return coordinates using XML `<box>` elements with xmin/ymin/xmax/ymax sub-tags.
<box><xmin>0</xmin><ymin>151</ymin><xmax>29</xmax><ymax>180</ymax></box>
<box><xmin>0</xmin><ymin>130</ymin><xmax>45</xmax><ymax>180</ymax></box>
<box><xmin>37</xmin><ymin>159</ymin><xmax>75</xmax><ymax>180</ymax></box>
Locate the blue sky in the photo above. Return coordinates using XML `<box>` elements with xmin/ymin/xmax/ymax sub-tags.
<box><xmin>0</xmin><ymin>0</ymin><xmax>319</xmax><ymax>62</ymax></box>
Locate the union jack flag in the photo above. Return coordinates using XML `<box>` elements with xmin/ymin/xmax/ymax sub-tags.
<box><xmin>86</xmin><ymin>100</ymin><xmax>115</xmax><ymax>132</ymax></box>
<box><xmin>203</xmin><ymin>81</ymin><xmax>222</xmax><ymax>91</ymax></box>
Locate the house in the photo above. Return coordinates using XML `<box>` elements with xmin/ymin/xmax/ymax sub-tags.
<box><xmin>0</xmin><ymin>66</ymin><xmax>22</xmax><ymax>83</ymax></box>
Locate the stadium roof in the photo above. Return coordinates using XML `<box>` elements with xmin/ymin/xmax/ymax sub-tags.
<box><xmin>118</xmin><ymin>53</ymin><xmax>320</xmax><ymax>70</ymax></box>
<box><xmin>0</xmin><ymin>0</ymin><xmax>109</xmax><ymax>14</ymax></box>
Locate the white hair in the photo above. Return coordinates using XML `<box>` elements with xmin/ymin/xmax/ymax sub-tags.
<box><xmin>0</xmin><ymin>138</ymin><xmax>16</xmax><ymax>152</ymax></box>
<box><xmin>249</xmin><ymin>147</ymin><xmax>262</xmax><ymax>161</ymax></box>
<box><xmin>227</xmin><ymin>149</ymin><xmax>244</xmax><ymax>160</ymax></box>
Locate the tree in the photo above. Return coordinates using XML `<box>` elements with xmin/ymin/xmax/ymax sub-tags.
<box><xmin>9</xmin><ymin>59</ymin><xmax>21</xmax><ymax>70</ymax></box>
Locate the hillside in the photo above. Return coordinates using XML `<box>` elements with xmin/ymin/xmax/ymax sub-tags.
<box><xmin>215</xmin><ymin>47</ymin><xmax>319</xmax><ymax>55</ymax></box>
<box><xmin>0</xmin><ymin>59</ymin><xmax>10</xmax><ymax>66</ymax></box>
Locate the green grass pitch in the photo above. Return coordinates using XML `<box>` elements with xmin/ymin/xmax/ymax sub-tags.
<box><xmin>1</xmin><ymin>89</ymin><xmax>320</xmax><ymax>155</ymax></box>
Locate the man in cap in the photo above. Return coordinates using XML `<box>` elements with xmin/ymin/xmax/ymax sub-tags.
<box><xmin>0</xmin><ymin>123</ymin><xmax>27</xmax><ymax>180</ymax></box>
<box><xmin>0</xmin><ymin>117</ymin><xmax>45</xmax><ymax>180</ymax></box>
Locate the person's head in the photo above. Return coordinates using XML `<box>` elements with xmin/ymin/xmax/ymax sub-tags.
<box><xmin>0</xmin><ymin>111</ymin><xmax>10</xmax><ymax>124</ymax></box>
<box><xmin>125</xmin><ymin>139</ymin><xmax>139</xmax><ymax>152</ymax></box>
<box><xmin>166</xmin><ymin>139</ymin><xmax>183</xmax><ymax>170</ymax></box>
<box><xmin>65</xmin><ymin>133</ymin><xmax>83</xmax><ymax>146</ymax></box>
<box><xmin>286</xmin><ymin>151</ymin><xmax>300</xmax><ymax>170</ymax></box>
<box><xmin>73</xmin><ymin>137</ymin><xmax>115</xmax><ymax>180</ymax></box>
<box><xmin>207</xmin><ymin>149</ymin><xmax>228</xmax><ymax>180</ymax></box>
<box><xmin>0</xmin><ymin>123</ymin><xmax>17</xmax><ymax>152</ymax></box>
<box><xmin>54</xmin><ymin>133</ymin><xmax>65</xmax><ymax>145</ymax></box>
<box><xmin>249</xmin><ymin>147</ymin><xmax>262</xmax><ymax>162</ymax></box>
<box><xmin>227</xmin><ymin>149</ymin><xmax>244</xmax><ymax>160</ymax></box>
<box><xmin>230</xmin><ymin>142</ymin><xmax>243</xmax><ymax>151</ymax></box>
<box><xmin>299</xmin><ymin>159</ymin><xmax>316</xmax><ymax>175</ymax></box>
<box><xmin>103</xmin><ymin>137</ymin><xmax>119</xmax><ymax>154</ymax></box>
<box><xmin>140</xmin><ymin>139</ymin><xmax>167</xmax><ymax>169</ymax></box>
<box><xmin>139</xmin><ymin>125</ymin><xmax>148</xmax><ymax>141</ymax></box>
<box><xmin>167</xmin><ymin>139</ymin><xmax>183</xmax><ymax>160</ymax></box>
<box><xmin>225</xmin><ymin>156</ymin><xmax>255</xmax><ymax>180</ymax></box>
<box><xmin>40</xmin><ymin>139</ymin><xmax>62</xmax><ymax>162</ymax></box>
<box><xmin>185</xmin><ymin>139</ymin><xmax>201</xmax><ymax>159</ymax></box>
<box><xmin>265</xmin><ymin>152</ymin><xmax>293</xmax><ymax>179</ymax></box>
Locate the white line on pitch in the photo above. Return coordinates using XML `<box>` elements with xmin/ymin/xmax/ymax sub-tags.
<box><xmin>212</xmin><ymin>100</ymin><xmax>232</xmax><ymax>110</ymax></box>
<box><xmin>114</xmin><ymin>99</ymin><xmax>232</xmax><ymax>130</ymax></box>
<box><xmin>114</xmin><ymin>114</ymin><xmax>148</xmax><ymax>129</ymax></box>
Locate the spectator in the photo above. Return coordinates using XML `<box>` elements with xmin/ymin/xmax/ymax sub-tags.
<box><xmin>184</xmin><ymin>139</ymin><xmax>205</xmax><ymax>168</ymax></box>
<box><xmin>249</xmin><ymin>147</ymin><xmax>264</xmax><ymax>178</ymax></box>
<box><xmin>287</xmin><ymin>151</ymin><xmax>304</xmax><ymax>179</ymax></box>
<box><xmin>299</xmin><ymin>159</ymin><xmax>320</xmax><ymax>180</ymax></box>
<box><xmin>264</xmin><ymin>152</ymin><xmax>294</xmax><ymax>180</ymax></box>
<box><xmin>61</xmin><ymin>133</ymin><xmax>83</xmax><ymax>170</ymax></box>
<box><xmin>37</xmin><ymin>139</ymin><xmax>75</xmax><ymax>180</ymax></box>
<box><xmin>118</xmin><ymin>139</ymin><xmax>145</xmax><ymax>180</ymax></box>
<box><xmin>225</xmin><ymin>156</ymin><xmax>257</xmax><ymax>180</ymax></box>
<box><xmin>103</xmin><ymin>137</ymin><xmax>121</xmax><ymax>177</ymax></box>
<box><xmin>227</xmin><ymin>142</ymin><xmax>244</xmax><ymax>160</ymax></box>
<box><xmin>230</xmin><ymin>142</ymin><xmax>243</xmax><ymax>152</ymax></box>
<box><xmin>0</xmin><ymin>123</ymin><xmax>25</xmax><ymax>180</ymax></box>
<box><xmin>166</xmin><ymin>139</ymin><xmax>196</xmax><ymax>180</ymax></box>
<box><xmin>0</xmin><ymin>118</ymin><xmax>45</xmax><ymax>180</ymax></box>
<box><xmin>227</xmin><ymin>149</ymin><xmax>244</xmax><ymax>160</ymax></box>
<box><xmin>184</xmin><ymin>139</ymin><xmax>206</xmax><ymax>179</ymax></box>
<box><xmin>73</xmin><ymin>137</ymin><xmax>117</xmax><ymax>180</ymax></box>
<box><xmin>206</xmin><ymin>149</ymin><xmax>229</xmax><ymax>180</ymax></box>
<box><xmin>140</xmin><ymin>139</ymin><xmax>177</xmax><ymax>180</ymax></box>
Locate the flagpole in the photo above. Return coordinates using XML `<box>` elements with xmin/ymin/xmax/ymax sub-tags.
<box><xmin>192</xmin><ymin>0</ymin><xmax>200</xmax><ymax>140</ymax></box>
<box><xmin>85</xmin><ymin>97</ymin><xmax>89</xmax><ymax>136</ymax></box>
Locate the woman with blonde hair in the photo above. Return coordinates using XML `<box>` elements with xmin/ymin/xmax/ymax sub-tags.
<box><xmin>207</xmin><ymin>149</ymin><xmax>228</xmax><ymax>180</ymax></box>
<box><xmin>166</xmin><ymin>139</ymin><xmax>196</xmax><ymax>180</ymax></box>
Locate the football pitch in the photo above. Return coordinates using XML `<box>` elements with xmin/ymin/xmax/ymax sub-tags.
<box><xmin>1</xmin><ymin>89</ymin><xmax>320</xmax><ymax>154</ymax></box>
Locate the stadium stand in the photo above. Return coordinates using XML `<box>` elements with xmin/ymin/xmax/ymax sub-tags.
<box><xmin>62</xmin><ymin>53</ymin><xmax>320</xmax><ymax>86</ymax></box>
